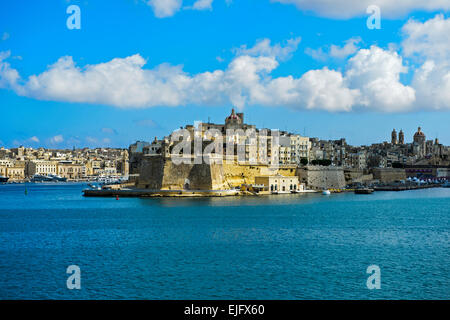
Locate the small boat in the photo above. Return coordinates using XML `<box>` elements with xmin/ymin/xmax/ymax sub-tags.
<box><xmin>0</xmin><ymin>175</ymin><xmax>9</xmax><ymax>183</ymax></box>
<box><xmin>322</xmin><ymin>189</ymin><xmax>331</xmax><ymax>195</ymax></box>
<box><xmin>355</xmin><ymin>188</ymin><xmax>374</xmax><ymax>194</ymax></box>
<box><xmin>442</xmin><ymin>181</ymin><xmax>450</xmax><ymax>188</ymax></box>
<box><xmin>87</xmin><ymin>183</ymin><xmax>101</xmax><ymax>190</ymax></box>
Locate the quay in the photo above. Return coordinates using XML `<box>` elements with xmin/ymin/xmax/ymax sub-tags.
<box><xmin>374</xmin><ymin>184</ymin><xmax>442</xmax><ymax>192</ymax></box>
<box><xmin>83</xmin><ymin>188</ymin><xmax>241</xmax><ymax>198</ymax></box>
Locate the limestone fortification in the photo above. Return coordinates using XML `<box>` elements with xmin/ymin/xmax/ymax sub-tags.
<box><xmin>136</xmin><ymin>155</ymin><xmax>347</xmax><ymax>191</ymax></box>
<box><xmin>137</xmin><ymin>155</ymin><xmax>299</xmax><ymax>190</ymax></box>
<box><xmin>137</xmin><ymin>156</ymin><xmax>226</xmax><ymax>190</ymax></box>
<box><xmin>371</xmin><ymin>168</ymin><xmax>407</xmax><ymax>183</ymax></box>
<box><xmin>297</xmin><ymin>166</ymin><xmax>346</xmax><ymax>190</ymax></box>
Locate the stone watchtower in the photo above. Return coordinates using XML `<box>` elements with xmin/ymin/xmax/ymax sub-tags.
<box><xmin>391</xmin><ymin>129</ymin><xmax>397</xmax><ymax>145</ymax></box>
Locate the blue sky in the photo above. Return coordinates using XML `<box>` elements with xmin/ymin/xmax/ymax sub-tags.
<box><xmin>0</xmin><ymin>0</ymin><xmax>449</xmax><ymax>148</ymax></box>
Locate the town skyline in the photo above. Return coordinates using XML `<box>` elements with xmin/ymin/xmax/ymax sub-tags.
<box><xmin>1</xmin><ymin>1</ymin><xmax>450</xmax><ymax>148</ymax></box>
<box><xmin>0</xmin><ymin>109</ymin><xmax>447</xmax><ymax>149</ymax></box>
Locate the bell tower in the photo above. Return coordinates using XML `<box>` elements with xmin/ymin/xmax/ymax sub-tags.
<box><xmin>399</xmin><ymin>129</ymin><xmax>404</xmax><ymax>145</ymax></box>
<box><xmin>391</xmin><ymin>129</ymin><xmax>397</xmax><ymax>145</ymax></box>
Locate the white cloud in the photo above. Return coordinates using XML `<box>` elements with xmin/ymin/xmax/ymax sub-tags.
<box><xmin>306</xmin><ymin>37</ymin><xmax>361</xmax><ymax>61</ymax></box>
<box><xmin>330</xmin><ymin>37</ymin><xmax>361</xmax><ymax>59</ymax></box>
<box><xmin>271</xmin><ymin>0</ymin><xmax>450</xmax><ymax>19</ymax></box>
<box><xmin>402</xmin><ymin>14</ymin><xmax>450</xmax><ymax>62</ymax></box>
<box><xmin>29</xmin><ymin>136</ymin><xmax>40</xmax><ymax>143</ymax></box>
<box><xmin>233</xmin><ymin>37</ymin><xmax>301</xmax><ymax>61</ymax></box>
<box><xmin>1</xmin><ymin>32</ymin><xmax>9</xmax><ymax>41</ymax></box>
<box><xmin>412</xmin><ymin>60</ymin><xmax>450</xmax><ymax>110</ymax></box>
<box><xmin>304</xmin><ymin>47</ymin><xmax>327</xmax><ymax>61</ymax></box>
<box><xmin>147</xmin><ymin>0</ymin><xmax>182</xmax><ymax>18</ymax></box>
<box><xmin>296</xmin><ymin>68</ymin><xmax>360</xmax><ymax>111</ymax></box>
<box><xmin>401</xmin><ymin>15</ymin><xmax>450</xmax><ymax>110</ymax></box>
<box><xmin>191</xmin><ymin>0</ymin><xmax>213</xmax><ymax>11</ymax></box>
<box><xmin>3</xmin><ymin>24</ymin><xmax>450</xmax><ymax>113</ymax></box>
<box><xmin>146</xmin><ymin>0</ymin><xmax>214</xmax><ymax>17</ymax></box>
<box><xmin>50</xmin><ymin>135</ymin><xmax>64</xmax><ymax>144</ymax></box>
<box><xmin>345</xmin><ymin>46</ymin><xmax>415</xmax><ymax>112</ymax></box>
<box><xmin>0</xmin><ymin>51</ymin><xmax>21</xmax><ymax>91</ymax></box>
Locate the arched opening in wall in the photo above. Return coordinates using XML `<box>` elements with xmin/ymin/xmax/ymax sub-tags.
<box><xmin>271</xmin><ymin>184</ymin><xmax>274</xmax><ymax>191</ymax></box>
<box><xmin>184</xmin><ymin>178</ymin><xmax>191</xmax><ymax>190</ymax></box>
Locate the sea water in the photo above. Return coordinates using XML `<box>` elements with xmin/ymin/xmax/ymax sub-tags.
<box><xmin>0</xmin><ymin>183</ymin><xmax>448</xmax><ymax>299</ymax></box>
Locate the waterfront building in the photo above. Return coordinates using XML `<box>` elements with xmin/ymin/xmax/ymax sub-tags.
<box><xmin>0</xmin><ymin>165</ymin><xmax>6</xmax><ymax>177</ymax></box>
<box><xmin>254</xmin><ymin>175</ymin><xmax>300</xmax><ymax>193</ymax></box>
<box><xmin>57</xmin><ymin>161</ymin><xmax>85</xmax><ymax>180</ymax></box>
<box><xmin>5</xmin><ymin>165</ymin><xmax>25</xmax><ymax>180</ymax></box>
<box><xmin>26</xmin><ymin>160</ymin><xmax>58</xmax><ymax>177</ymax></box>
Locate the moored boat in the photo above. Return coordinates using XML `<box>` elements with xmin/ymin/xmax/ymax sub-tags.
<box><xmin>355</xmin><ymin>188</ymin><xmax>374</xmax><ymax>194</ymax></box>
<box><xmin>31</xmin><ymin>174</ymin><xmax>67</xmax><ymax>182</ymax></box>
<box><xmin>0</xmin><ymin>175</ymin><xmax>9</xmax><ymax>183</ymax></box>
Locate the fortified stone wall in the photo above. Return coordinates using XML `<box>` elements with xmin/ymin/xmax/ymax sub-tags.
<box><xmin>222</xmin><ymin>162</ymin><xmax>297</xmax><ymax>188</ymax></box>
<box><xmin>344</xmin><ymin>169</ymin><xmax>374</xmax><ymax>184</ymax></box>
<box><xmin>137</xmin><ymin>155</ymin><xmax>226</xmax><ymax>190</ymax></box>
<box><xmin>137</xmin><ymin>155</ymin><xmax>298</xmax><ymax>190</ymax></box>
<box><xmin>371</xmin><ymin>168</ymin><xmax>406</xmax><ymax>183</ymax></box>
<box><xmin>136</xmin><ymin>155</ymin><xmax>165</xmax><ymax>189</ymax></box>
<box><xmin>297</xmin><ymin>166</ymin><xmax>346</xmax><ymax>189</ymax></box>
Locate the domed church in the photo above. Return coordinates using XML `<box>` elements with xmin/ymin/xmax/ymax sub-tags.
<box><xmin>413</xmin><ymin>127</ymin><xmax>426</xmax><ymax>145</ymax></box>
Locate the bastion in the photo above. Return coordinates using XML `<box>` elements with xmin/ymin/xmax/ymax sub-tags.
<box><xmin>136</xmin><ymin>155</ymin><xmax>299</xmax><ymax>191</ymax></box>
<box><xmin>371</xmin><ymin>168</ymin><xmax>406</xmax><ymax>183</ymax></box>
<box><xmin>296</xmin><ymin>166</ymin><xmax>346</xmax><ymax>190</ymax></box>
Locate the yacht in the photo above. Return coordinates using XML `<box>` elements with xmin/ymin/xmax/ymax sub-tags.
<box><xmin>31</xmin><ymin>174</ymin><xmax>67</xmax><ymax>182</ymax></box>
<box><xmin>0</xmin><ymin>175</ymin><xmax>8</xmax><ymax>183</ymax></box>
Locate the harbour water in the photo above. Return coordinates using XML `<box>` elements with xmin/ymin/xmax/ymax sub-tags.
<box><xmin>0</xmin><ymin>183</ymin><xmax>449</xmax><ymax>299</ymax></box>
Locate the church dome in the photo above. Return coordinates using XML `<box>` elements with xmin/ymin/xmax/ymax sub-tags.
<box><xmin>225</xmin><ymin>108</ymin><xmax>242</xmax><ymax>123</ymax></box>
<box><xmin>414</xmin><ymin>127</ymin><xmax>425</xmax><ymax>137</ymax></box>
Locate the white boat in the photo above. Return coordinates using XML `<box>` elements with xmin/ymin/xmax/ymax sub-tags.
<box><xmin>322</xmin><ymin>189</ymin><xmax>331</xmax><ymax>195</ymax></box>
